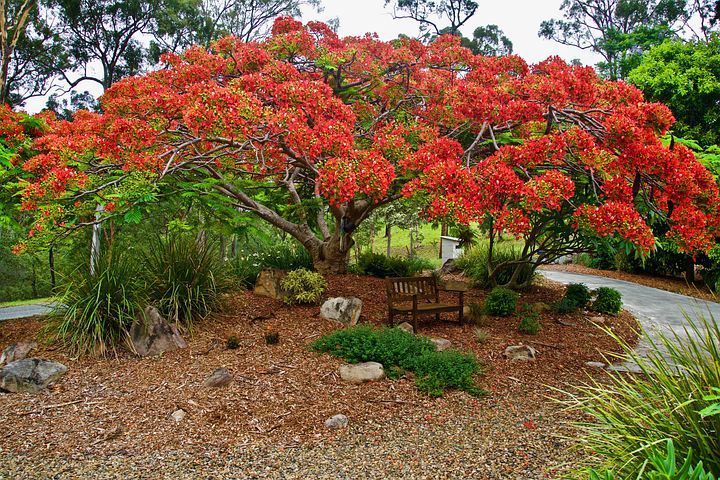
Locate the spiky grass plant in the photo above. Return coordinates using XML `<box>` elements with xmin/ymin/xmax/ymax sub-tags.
<box><xmin>563</xmin><ymin>311</ymin><xmax>720</xmax><ymax>478</ymax></box>
<box><xmin>143</xmin><ymin>233</ymin><xmax>227</xmax><ymax>329</ymax></box>
<box><xmin>45</xmin><ymin>251</ymin><xmax>144</xmax><ymax>357</ymax></box>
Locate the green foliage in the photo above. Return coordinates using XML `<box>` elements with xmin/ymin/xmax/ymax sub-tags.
<box><xmin>591</xmin><ymin>287</ymin><xmax>623</xmax><ymax>315</ymax></box>
<box><xmin>143</xmin><ymin>233</ymin><xmax>227</xmax><ymax>328</ymax></box>
<box><xmin>280</xmin><ymin>268</ymin><xmax>327</xmax><ymax>305</ymax></box>
<box><xmin>226</xmin><ymin>336</ymin><xmax>240</xmax><ymax>349</ymax></box>
<box><xmin>413</xmin><ymin>350</ymin><xmax>485</xmax><ymax>397</ymax></box>
<box><xmin>564</xmin><ymin>313</ymin><xmax>720</xmax><ymax>478</ymax></box>
<box><xmin>456</xmin><ymin>242</ymin><xmax>533</xmax><ymax>288</ymax></box>
<box><xmin>518</xmin><ymin>304</ymin><xmax>541</xmax><ymax>335</ymax></box>
<box><xmin>232</xmin><ymin>238</ymin><xmax>312</xmax><ymax>288</ymax></box>
<box><xmin>484</xmin><ymin>287</ymin><xmax>518</xmax><ymax>316</ymax></box>
<box><xmin>555</xmin><ymin>283</ymin><xmax>592</xmax><ymax>313</ymax></box>
<box><xmin>311</xmin><ymin>325</ymin><xmax>483</xmax><ymax>397</ymax></box>
<box><xmin>44</xmin><ymin>251</ymin><xmax>144</xmax><ymax>356</ymax></box>
<box><xmin>354</xmin><ymin>251</ymin><xmax>433</xmax><ymax>278</ymax></box>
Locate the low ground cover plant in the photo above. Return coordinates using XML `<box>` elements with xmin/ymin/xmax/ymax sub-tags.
<box><xmin>518</xmin><ymin>304</ymin><xmax>541</xmax><ymax>334</ymax></box>
<box><xmin>280</xmin><ymin>268</ymin><xmax>327</xmax><ymax>305</ymax></box>
<box><xmin>564</xmin><ymin>313</ymin><xmax>720</xmax><ymax>478</ymax></box>
<box><xmin>484</xmin><ymin>287</ymin><xmax>518</xmax><ymax>316</ymax></box>
<box><xmin>311</xmin><ymin>325</ymin><xmax>485</xmax><ymax>397</ymax></box>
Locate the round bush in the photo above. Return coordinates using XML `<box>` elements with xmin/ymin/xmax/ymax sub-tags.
<box><xmin>565</xmin><ymin>283</ymin><xmax>592</xmax><ymax>309</ymax></box>
<box><xmin>484</xmin><ymin>287</ymin><xmax>518</xmax><ymax>316</ymax></box>
<box><xmin>280</xmin><ymin>268</ymin><xmax>327</xmax><ymax>305</ymax></box>
<box><xmin>592</xmin><ymin>287</ymin><xmax>623</xmax><ymax>315</ymax></box>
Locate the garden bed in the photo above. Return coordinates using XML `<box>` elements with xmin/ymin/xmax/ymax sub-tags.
<box><xmin>0</xmin><ymin>274</ymin><xmax>638</xmax><ymax>479</ymax></box>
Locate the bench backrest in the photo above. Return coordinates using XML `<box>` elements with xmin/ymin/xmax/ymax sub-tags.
<box><xmin>386</xmin><ymin>276</ymin><xmax>438</xmax><ymax>304</ymax></box>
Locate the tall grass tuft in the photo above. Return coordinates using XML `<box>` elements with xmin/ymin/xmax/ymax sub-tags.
<box><xmin>44</xmin><ymin>251</ymin><xmax>144</xmax><ymax>357</ymax></box>
<box><xmin>232</xmin><ymin>239</ymin><xmax>312</xmax><ymax>288</ymax></box>
<box><xmin>563</xmin><ymin>312</ymin><xmax>720</xmax><ymax>478</ymax></box>
<box><xmin>455</xmin><ymin>242</ymin><xmax>533</xmax><ymax>287</ymax></box>
<box><xmin>143</xmin><ymin>233</ymin><xmax>227</xmax><ymax>328</ymax></box>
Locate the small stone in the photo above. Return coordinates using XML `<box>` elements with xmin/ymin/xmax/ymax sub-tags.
<box><xmin>0</xmin><ymin>342</ymin><xmax>37</xmax><ymax>366</ymax></box>
<box><xmin>203</xmin><ymin>367</ymin><xmax>232</xmax><ymax>387</ymax></box>
<box><xmin>324</xmin><ymin>414</ymin><xmax>349</xmax><ymax>429</ymax></box>
<box><xmin>339</xmin><ymin>362</ymin><xmax>385</xmax><ymax>384</ymax></box>
<box><xmin>0</xmin><ymin>358</ymin><xmax>67</xmax><ymax>393</ymax></box>
<box><xmin>431</xmin><ymin>338</ymin><xmax>452</xmax><ymax>351</ymax></box>
<box><xmin>396</xmin><ymin>322</ymin><xmax>414</xmax><ymax>334</ymax></box>
<box><xmin>530</xmin><ymin>302</ymin><xmax>551</xmax><ymax>313</ymax></box>
<box><xmin>588</xmin><ymin>316</ymin><xmax>606</xmax><ymax>324</ymax></box>
<box><xmin>320</xmin><ymin>297</ymin><xmax>363</xmax><ymax>326</ymax></box>
<box><xmin>170</xmin><ymin>409</ymin><xmax>186</xmax><ymax>423</ymax></box>
<box><xmin>503</xmin><ymin>345</ymin><xmax>537</xmax><ymax>362</ymax></box>
<box><xmin>585</xmin><ymin>361</ymin><xmax>606</xmax><ymax>369</ymax></box>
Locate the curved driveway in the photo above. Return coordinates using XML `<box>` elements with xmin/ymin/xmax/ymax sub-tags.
<box><xmin>0</xmin><ymin>303</ymin><xmax>54</xmax><ymax>321</ymax></box>
<box><xmin>540</xmin><ymin>269</ymin><xmax>720</xmax><ymax>371</ymax></box>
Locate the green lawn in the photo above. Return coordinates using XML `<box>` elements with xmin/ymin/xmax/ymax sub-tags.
<box><xmin>0</xmin><ymin>296</ymin><xmax>55</xmax><ymax>308</ymax></box>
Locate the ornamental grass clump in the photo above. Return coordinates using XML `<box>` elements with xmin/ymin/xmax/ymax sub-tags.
<box><xmin>143</xmin><ymin>233</ymin><xmax>227</xmax><ymax>329</ymax></box>
<box><xmin>563</xmin><ymin>312</ymin><xmax>720</xmax><ymax>478</ymax></box>
<box><xmin>311</xmin><ymin>325</ymin><xmax>484</xmax><ymax>397</ymax></box>
<box><xmin>45</xmin><ymin>251</ymin><xmax>145</xmax><ymax>357</ymax></box>
<box><xmin>280</xmin><ymin>268</ymin><xmax>327</xmax><ymax>305</ymax></box>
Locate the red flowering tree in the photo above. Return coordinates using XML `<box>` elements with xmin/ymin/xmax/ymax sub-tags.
<box><xmin>19</xmin><ymin>18</ymin><xmax>720</xmax><ymax>277</ymax></box>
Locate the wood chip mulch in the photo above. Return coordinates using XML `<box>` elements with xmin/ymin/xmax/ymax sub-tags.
<box><xmin>543</xmin><ymin>263</ymin><xmax>718</xmax><ymax>303</ymax></box>
<box><xmin>0</xmin><ymin>274</ymin><xmax>639</xmax><ymax>479</ymax></box>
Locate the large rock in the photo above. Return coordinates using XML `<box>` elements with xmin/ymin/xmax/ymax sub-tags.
<box><xmin>130</xmin><ymin>307</ymin><xmax>187</xmax><ymax>357</ymax></box>
<box><xmin>324</xmin><ymin>414</ymin><xmax>349</xmax><ymax>429</ymax></box>
<box><xmin>339</xmin><ymin>362</ymin><xmax>385</xmax><ymax>384</ymax></box>
<box><xmin>503</xmin><ymin>345</ymin><xmax>537</xmax><ymax>362</ymax></box>
<box><xmin>203</xmin><ymin>368</ymin><xmax>232</xmax><ymax>387</ymax></box>
<box><xmin>0</xmin><ymin>358</ymin><xmax>67</xmax><ymax>393</ymax></box>
<box><xmin>320</xmin><ymin>297</ymin><xmax>363</xmax><ymax>326</ymax></box>
<box><xmin>0</xmin><ymin>342</ymin><xmax>37</xmax><ymax>366</ymax></box>
<box><xmin>431</xmin><ymin>338</ymin><xmax>452</xmax><ymax>351</ymax></box>
<box><xmin>396</xmin><ymin>322</ymin><xmax>414</xmax><ymax>334</ymax></box>
<box><xmin>253</xmin><ymin>269</ymin><xmax>288</xmax><ymax>300</ymax></box>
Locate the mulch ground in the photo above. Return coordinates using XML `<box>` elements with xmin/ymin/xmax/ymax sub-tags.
<box><xmin>543</xmin><ymin>263</ymin><xmax>718</xmax><ymax>303</ymax></box>
<box><xmin>0</xmin><ymin>274</ymin><xmax>638</xmax><ymax>479</ymax></box>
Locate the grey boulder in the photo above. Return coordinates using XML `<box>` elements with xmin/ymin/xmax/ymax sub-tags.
<box><xmin>339</xmin><ymin>362</ymin><xmax>385</xmax><ymax>384</ymax></box>
<box><xmin>431</xmin><ymin>338</ymin><xmax>452</xmax><ymax>351</ymax></box>
<box><xmin>203</xmin><ymin>368</ymin><xmax>233</xmax><ymax>387</ymax></box>
<box><xmin>130</xmin><ymin>306</ymin><xmax>187</xmax><ymax>357</ymax></box>
<box><xmin>0</xmin><ymin>342</ymin><xmax>37</xmax><ymax>366</ymax></box>
<box><xmin>324</xmin><ymin>414</ymin><xmax>349</xmax><ymax>429</ymax></box>
<box><xmin>503</xmin><ymin>345</ymin><xmax>537</xmax><ymax>362</ymax></box>
<box><xmin>320</xmin><ymin>297</ymin><xmax>363</xmax><ymax>326</ymax></box>
<box><xmin>0</xmin><ymin>358</ymin><xmax>67</xmax><ymax>393</ymax></box>
<box><xmin>396</xmin><ymin>322</ymin><xmax>414</xmax><ymax>334</ymax></box>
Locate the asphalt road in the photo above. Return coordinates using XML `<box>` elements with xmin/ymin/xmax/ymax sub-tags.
<box><xmin>540</xmin><ymin>269</ymin><xmax>720</xmax><ymax>371</ymax></box>
<box><xmin>0</xmin><ymin>302</ymin><xmax>54</xmax><ymax>322</ymax></box>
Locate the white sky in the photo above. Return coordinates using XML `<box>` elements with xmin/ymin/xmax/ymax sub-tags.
<box><xmin>25</xmin><ymin>0</ymin><xmax>601</xmax><ymax>113</ymax></box>
<box><xmin>302</xmin><ymin>0</ymin><xmax>602</xmax><ymax>65</ymax></box>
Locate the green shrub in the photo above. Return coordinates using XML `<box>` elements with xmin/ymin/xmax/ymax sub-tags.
<box><xmin>563</xmin><ymin>313</ymin><xmax>720</xmax><ymax>478</ymax></box>
<box><xmin>45</xmin><ymin>251</ymin><xmax>144</xmax><ymax>356</ymax></box>
<box><xmin>354</xmin><ymin>251</ymin><xmax>433</xmax><ymax>278</ymax></box>
<box><xmin>264</xmin><ymin>331</ymin><xmax>280</xmax><ymax>345</ymax></box>
<box><xmin>592</xmin><ymin>287</ymin><xmax>623</xmax><ymax>315</ymax></box>
<box><xmin>280</xmin><ymin>268</ymin><xmax>327</xmax><ymax>305</ymax></box>
<box><xmin>553</xmin><ymin>296</ymin><xmax>580</xmax><ymax>314</ymax></box>
<box><xmin>484</xmin><ymin>287</ymin><xmax>518</xmax><ymax>316</ymax></box>
<box><xmin>518</xmin><ymin>304</ymin><xmax>540</xmax><ymax>334</ymax></box>
<box><xmin>143</xmin><ymin>233</ymin><xmax>227</xmax><ymax>328</ymax></box>
<box><xmin>232</xmin><ymin>239</ymin><xmax>312</xmax><ymax>288</ymax></box>
<box><xmin>226</xmin><ymin>336</ymin><xmax>240</xmax><ymax>349</ymax></box>
<box><xmin>311</xmin><ymin>325</ymin><xmax>483</xmax><ymax>397</ymax></box>
<box><xmin>565</xmin><ymin>283</ymin><xmax>592</xmax><ymax>309</ymax></box>
<box><xmin>455</xmin><ymin>243</ymin><xmax>533</xmax><ymax>288</ymax></box>
<box><xmin>414</xmin><ymin>350</ymin><xmax>485</xmax><ymax>397</ymax></box>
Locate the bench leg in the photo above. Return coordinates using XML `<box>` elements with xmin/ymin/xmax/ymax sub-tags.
<box><xmin>435</xmin><ymin>312</ymin><xmax>440</xmax><ymax>323</ymax></box>
<box><xmin>388</xmin><ymin>310</ymin><xmax>394</xmax><ymax>327</ymax></box>
<box><xmin>412</xmin><ymin>310</ymin><xmax>418</xmax><ymax>333</ymax></box>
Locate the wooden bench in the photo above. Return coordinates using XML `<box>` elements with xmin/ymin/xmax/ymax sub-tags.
<box><xmin>385</xmin><ymin>276</ymin><xmax>465</xmax><ymax>332</ymax></box>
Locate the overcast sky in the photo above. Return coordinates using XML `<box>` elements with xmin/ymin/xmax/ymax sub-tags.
<box><xmin>25</xmin><ymin>0</ymin><xmax>601</xmax><ymax>113</ymax></box>
<box><xmin>301</xmin><ymin>0</ymin><xmax>602</xmax><ymax>65</ymax></box>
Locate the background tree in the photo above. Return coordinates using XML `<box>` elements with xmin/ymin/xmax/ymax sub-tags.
<box><xmin>628</xmin><ymin>35</ymin><xmax>720</xmax><ymax>146</ymax></box>
<box><xmin>0</xmin><ymin>0</ymin><xmax>37</xmax><ymax>104</ymax></box>
<box><xmin>461</xmin><ymin>25</ymin><xmax>512</xmax><ymax>56</ymax></box>
<box><xmin>385</xmin><ymin>0</ymin><xmax>477</xmax><ymax>36</ymax></box>
<box><xmin>539</xmin><ymin>0</ymin><xmax>694</xmax><ymax>79</ymax></box>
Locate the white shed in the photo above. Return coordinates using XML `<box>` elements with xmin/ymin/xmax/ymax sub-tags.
<box><xmin>440</xmin><ymin>236</ymin><xmax>463</xmax><ymax>265</ymax></box>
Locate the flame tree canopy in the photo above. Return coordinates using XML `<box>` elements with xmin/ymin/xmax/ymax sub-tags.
<box><xmin>15</xmin><ymin>18</ymin><xmax>720</xmax><ymax>279</ymax></box>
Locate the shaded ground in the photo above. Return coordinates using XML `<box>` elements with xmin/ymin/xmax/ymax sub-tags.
<box><xmin>0</xmin><ymin>275</ymin><xmax>637</xmax><ymax>479</ymax></box>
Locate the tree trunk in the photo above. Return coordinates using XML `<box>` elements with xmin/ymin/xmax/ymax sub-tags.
<box><xmin>308</xmin><ymin>232</ymin><xmax>352</xmax><ymax>275</ymax></box>
<box><xmin>684</xmin><ymin>257</ymin><xmax>696</xmax><ymax>283</ymax></box>
<box><xmin>49</xmin><ymin>247</ymin><xmax>55</xmax><ymax>292</ymax></box>
<box><xmin>386</xmin><ymin>224</ymin><xmax>392</xmax><ymax>257</ymax></box>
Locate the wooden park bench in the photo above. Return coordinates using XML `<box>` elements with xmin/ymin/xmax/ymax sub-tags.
<box><xmin>385</xmin><ymin>276</ymin><xmax>465</xmax><ymax>332</ymax></box>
